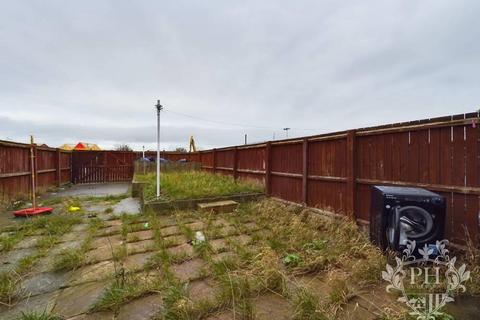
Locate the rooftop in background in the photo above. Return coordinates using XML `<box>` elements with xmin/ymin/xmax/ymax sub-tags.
<box><xmin>59</xmin><ymin>142</ymin><xmax>101</xmax><ymax>151</ymax></box>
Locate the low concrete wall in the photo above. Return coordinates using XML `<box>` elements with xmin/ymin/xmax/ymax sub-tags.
<box><xmin>143</xmin><ymin>193</ymin><xmax>265</xmax><ymax>214</ymax></box>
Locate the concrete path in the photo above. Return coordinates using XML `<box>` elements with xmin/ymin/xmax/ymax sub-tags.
<box><xmin>46</xmin><ymin>183</ymin><xmax>130</xmax><ymax>198</ymax></box>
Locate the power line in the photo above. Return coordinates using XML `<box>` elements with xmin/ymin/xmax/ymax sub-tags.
<box><xmin>164</xmin><ymin>109</ymin><xmax>319</xmax><ymax>131</ymax></box>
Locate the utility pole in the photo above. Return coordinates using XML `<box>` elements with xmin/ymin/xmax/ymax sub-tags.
<box><xmin>142</xmin><ymin>145</ymin><xmax>145</xmax><ymax>158</ymax></box>
<box><xmin>155</xmin><ymin>100</ymin><xmax>163</xmax><ymax>198</ymax></box>
<box><xmin>283</xmin><ymin>127</ymin><xmax>290</xmax><ymax>138</ymax></box>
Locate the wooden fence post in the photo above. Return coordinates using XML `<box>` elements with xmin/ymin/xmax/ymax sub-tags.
<box><xmin>302</xmin><ymin>138</ymin><xmax>309</xmax><ymax>205</ymax></box>
<box><xmin>32</xmin><ymin>143</ymin><xmax>37</xmax><ymax>195</ymax></box>
<box><xmin>212</xmin><ymin>149</ymin><xmax>217</xmax><ymax>174</ymax></box>
<box><xmin>233</xmin><ymin>147</ymin><xmax>238</xmax><ymax>181</ymax></box>
<box><xmin>56</xmin><ymin>149</ymin><xmax>61</xmax><ymax>187</ymax></box>
<box><xmin>346</xmin><ymin>130</ymin><xmax>357</xmax><ymax>219</ymax></box>
<box><xmin>265</xmin><ymin>142</ymin><xmax>271</xmax><ymax>195</ymax></box>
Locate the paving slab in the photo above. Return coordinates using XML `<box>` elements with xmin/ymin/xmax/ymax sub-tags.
<box><xmin>69</xmin><ymin>261</ymin><xmax>116</xmax><ymax>286</ymax></box>
<box><xmin>253</xmin><ymin>293</ymin><xmax>292</xmax><ymax>320</ymax></box>
<box><xmin>117</xmin><ymin>294</ymin><xmax>163</xmax><ymax>320</ymax></box>
<box><xmin>51</xmin><ymin>239</ymin><xmax>83</xmax><ymax>255</ymax></box>
<box><xmin>185</xmin><ymin>221</ymin><xmax>205</xmax><ymax>231</ymax></box>
<box><xmin>229</xmin><ymin>234</ymin><xmax>252</xmax><ymax>246</ymax></box>
<box><xmin>166</xmin><ymin>243</ymin><xmax>194</xmax><ymax>257</ymax></box>
<box><xmin>85</xmin><ymin>246</ymin><xmax>117</xmax><ymax>264</ymax></box>
<box><xmin>91</xmin><ymin>234</ymin><xmax>124</xmax><ymax>249</ymax></box>
<box><xmin>0</xmin><ymin>247</ymin><xmax>35</xmax><ymax>272</ymax></box>
<box><xmin>96</xmin><ymin>225</ymin><xmax>122</xmax><ymax>237</ymax></box>
<box><xmin>52</xmin><ymin>183</ymin><xmax>130</xmax><ymax>198</ymax></box>
<box><xmin>340</xmin><ymin>302</ymin><xmax>377</xmax><ymax>320</ymax></box>
<box><xmin>445</xmin><ymin>295</ymin><xmax>480</xmax><ymax>320</ymax></box>
<box><xmin>160</xmin><ymin>225</ymin><xmax>181</xmax><ymax>236</ymax></box>
<box><xmin>0</xmin><ymin>290</ymin><xmax>59</xmax><ymax>320</ymax></box>
<box><xmin>124</xmin><ymin>252</ymin><xmax>155</xmax><ymax>272</ymax></box>
<box><xmin>103</xmin><ymin>219</ymin><xmax>123</xmax><ymax>227</ymax></box>
<box><xmin>171</xmin><ymin>258</ymin><xmax>206</xmax><ymax>282</ymax></box>
<box><xmin>127</xmin><ymin>230</ymin><xmax>154</xmax><ymax>242</ymax></box>
<box><xmin>217</xmin><ymin>225</ymin><xmax>237</xmax><ymax>237</ymax></box>
<box><xmin>211</xmin><ymin>251</ymin><xmax>237</xmax><ymax>263</ymax></box>
<box><xmin>187</xmin><ymin>278</ymin><xmax>219</xmax><ymax>303</ymax></box>
<box><xmin>291</xmin><ymin>274</ymin><xmax>330</xmax><ymax>302</ymax></box>
<box><xmin>72</xmin><ymin>224</ymin><xmax>90</xmax><ymax>232</ymax></box>
<box><xmin>113</xmin><ymin>197</ymin><xmax>140</xmax><ymax>216</ymax></box>
<box><xmin>59</xmin><ymin>231</ymin><xmax>87</xmax><ymax>243</ymax></box>
<box><xmin>205</xmin><ymin>310</ymin><xmax>235</xmax><ymax>320</ymax></box>
<box><xmin>126</xmin><ymin>239</ymin><xmax>156</xmax><ymax>255</ymax></box>
<box><xmin>67</xmin><ymin>311</ymin><xmax>115</xmax><ymax>319</ymax></box>
<box><xmin>210</xmin><ymin>238</ymin><xmax>228</xmax><ymax>252</ymax></box>
<box><xmin>163</xmin><ymin>234</ymin><xmax>188</xmax><ymax>247</ymax></box>
<box><xmin>53</xmin><ymin>281</ymin><xmax>108</xmax><ymax>318</ymax></box>
<box><xmin>211</xmin><ymin>218</ymin><xmax>230</xmax><ymax>227</ymax></box>
<box><xmin>13</xmin><ymin>236</ymin><xmax>39</xmax><ymax>249</ymax></box>
<box><xmin>157</xmin><ymin>216</ymin><xmax>177</xmax><ymax>227</ymax></box>
<box><xmin>21</xmin><ymin>271</ymin><xmax>71</xmax><ymax>297</ymax></box>
<box><xmin>84</xmin><ymin>203</ymin><xmax>110</xmax><ymax>214</ymax></box>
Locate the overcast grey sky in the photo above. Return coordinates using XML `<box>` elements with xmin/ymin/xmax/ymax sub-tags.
<box><xmin>0</xmin><ymin>1</ymin><xmax>478</xmax><ymax>150</ymax></box>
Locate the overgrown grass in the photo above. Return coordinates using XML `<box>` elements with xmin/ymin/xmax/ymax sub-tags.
<box><xmin>137</xmin><ymin>171</ymin><xmax>263</xmax><ymax>201</ymax></box>
<box><xmin>53</xmin><ymin>218</ymin><xmax>103</xmax><ymax>271</ymax></box>
<box><xmin>0</xmin><ymin>232</ymin><xmax>25</xmax><ymax>252</ymax></box>
<box><xmin>0</xmin><ymin>272</ymin><xmax>20</xmax><ymax>305</ymax></box>
<box><xmin>91</xmin><ymin>273</ymin><xmax>163</xmax><ymax>312</ymax></box>
<box><xmin>15</xmin><ymin>311</ymin><xmax>62</xmax><ymax>320</ymax></box>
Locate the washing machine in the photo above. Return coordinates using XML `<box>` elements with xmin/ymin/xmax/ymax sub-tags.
<box><xmin>369</xmin><ymin>186</ymin><xmax>446</xmax><ymax>251</ymax></box>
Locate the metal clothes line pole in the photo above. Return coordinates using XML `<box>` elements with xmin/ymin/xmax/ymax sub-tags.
<box><xmin>155</xmin><ymin>100</ymin><xmax>163</xmax><ymax>198</ymax></box>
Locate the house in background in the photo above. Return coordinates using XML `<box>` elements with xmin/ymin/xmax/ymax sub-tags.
<box><xmin>59</xmin><ymin>142</ymin><xmax>101</xmax><ymax>151</ymax></box>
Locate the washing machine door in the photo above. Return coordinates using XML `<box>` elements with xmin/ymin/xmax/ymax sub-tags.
<box><xmin>386</xmin><ymin>205</ymin><xmax>434</xmax><ymax>249</ymax></box>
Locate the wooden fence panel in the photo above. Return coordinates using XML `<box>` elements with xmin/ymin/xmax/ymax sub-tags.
<box><xmin>0</xmin><ymin>141</ymin><xmax>72</xmax><ymax>202</ymax></box>
<box><xmin>1</xmin><ymin>113</ymin><xmax>478</xmax><ymax>246</ymax></box>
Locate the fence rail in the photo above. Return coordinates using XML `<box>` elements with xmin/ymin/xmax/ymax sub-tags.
<box><xmin>0</xmin><ymin>140</ymin><xmax>72</xmax><ymax>202</ymax></box>
<box><xmin>161</xmin><ymin>112</ymin><xmax>480</xmax><ymax>246</ymax></box>
<box><xmin>0</xmin><ymin>112</ymin><xmax>478</xmax><ymax>246</ymax></box>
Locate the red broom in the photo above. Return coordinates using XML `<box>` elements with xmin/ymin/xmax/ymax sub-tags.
<box><xmin>13</xmin><ymin>136</ymin><xmax>53</xmax><ymax>217</ymax></box>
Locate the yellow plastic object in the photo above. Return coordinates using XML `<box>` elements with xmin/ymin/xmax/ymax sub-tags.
<box><xmin>68</xmin><ymin>206</ymin><xmax>81</xmax><ymax>212</ymax></box>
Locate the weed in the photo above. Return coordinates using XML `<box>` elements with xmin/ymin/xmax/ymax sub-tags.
<box><xmin>17</xmin><ymin>254</ymin><xmax>41</xmax><ymax>274</ymax></box>
<box><xmin>0</xmin><ymin>272</ymin><xmax>19</xmax><ymax>304</ymax></box>
<box><xmin>162</xmin><ymin>281</ymin><xmax>192</xmax><ymax>319</ymax></box>
<box><xmin>127</xmin><ymin>234</ymin><xmax>140</xmax><ymax>243</ymax></box>
<box><xmin>53</xmin><ymin>217</ymin><xmax>102</xmax><ymax>271</ymax></box>
<box><xmin>0</xmin><ymin>232</ymin><xmax>25</xmax><ymax>252</ymax></box>
<box><xmin>15</xmin><ymin>311</ymin><xmax>62</xmax><ymax>320</ymax></box>
<box><xmin>91</xmin><ymin>273</ymin><xmax>162</xmax><ymax>312</ymax></box>
<box><xmin>112</xmin><ymin>246</ymin><xmax>127</xmax><ymax>262</ymax></box>
<box><xmin>53</xmin><ymin>249</ymin><xmax>84</xmax><ymax>271</ymax></box>
<box><xmin>283</xmin><ymin>253</ymin><xmax>301</xmax><ymax>267</ymax></box>
<box><xmin>292</xmin><ymin>287</ymin><xmax>326</xmax><ymax>320</ymax></box>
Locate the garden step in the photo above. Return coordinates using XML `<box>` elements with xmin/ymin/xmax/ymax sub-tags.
<box><xmin>197</xmin><ymin>200</ymin><xmax>238</xmax><ymax>213</ymax></box>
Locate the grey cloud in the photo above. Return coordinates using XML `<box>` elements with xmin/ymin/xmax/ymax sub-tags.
<box><xmin>0</xmin><ymin>0</ymin><xmax>478</xmax><ymax>150</ymax></box>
